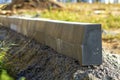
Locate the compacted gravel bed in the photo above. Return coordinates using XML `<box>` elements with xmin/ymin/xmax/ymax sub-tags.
<box><xmin>0</xmin><ymin>27</ymin><xmax>120</xmax><ymax>80</ymax></box>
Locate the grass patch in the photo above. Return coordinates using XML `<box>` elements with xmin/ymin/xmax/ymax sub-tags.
<box><xmin>41</xmin><ymin>9</ymin><xmax>120</xmax><ymax>29</ymax></box>
<box><xmin>15</xmin><ymin>3</ymin><xmax>120</xmax><ymax>30</ymax></box>
<box><xmin>0</xmin><ymin>41</ymin><xmax>15</xmax><ymax>80</ymax></box>
<box><xmin>102</xmin><ymin>33</ymin><xmax>120</xmax><ymax>40</ymax></box>
<box><xmin>0</xmin><ymin>40</ymin><xmax>26</xmax><ymax>80</ymax></box>
<box><xmin>0</xmin><ymin>69</ymin><xmax>14</xmax><ymax>80</ymax></box>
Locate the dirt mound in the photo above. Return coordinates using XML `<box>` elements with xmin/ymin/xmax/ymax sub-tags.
<box><xmin>3</xmin><ymin>0</ymin><xmax>64</xmax><ymax>10</ymax></box>
<box><xmin>0</xmin><ymin>27</ymin><xmax>120</xmax><ymax>80</ymax></box>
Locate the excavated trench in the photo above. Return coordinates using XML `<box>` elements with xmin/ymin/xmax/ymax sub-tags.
<box><xmin>0</xmin><ymin>27</ymin><xmax>120</xmax><ymax>80</ymax></box>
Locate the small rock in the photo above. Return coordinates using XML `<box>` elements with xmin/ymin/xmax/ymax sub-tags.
<box><xmin>74</xmin><ymin>71</ymin><xmax>99</xmax><ymax>80</ymax></box>
<box><xmin>0</xmin><ymin>31</ymin><xmax>6</xmax><ymax>40</ymax></box>
<box><xmin>92</xmin><ymin>66</ymin><xmax>98</xmax><ymax>69</ymax></box>
<box><xmin>100</xmin><ymin>65</ymin><xmax>104</xmax><ymax>70</ymax></box>
<box><xmin>88</xmin><ymin>73</ymin><xmax>99</xmax><ymax>80</ymax></box>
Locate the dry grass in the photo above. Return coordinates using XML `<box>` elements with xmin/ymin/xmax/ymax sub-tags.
<box><xmin>40</xmin><ymin>3</ymin><xmax>120</xmax><ymax>29</ymax></box>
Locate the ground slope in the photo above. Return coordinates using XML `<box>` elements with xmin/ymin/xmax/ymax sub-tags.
<box><xmin>0</xmin><ymin>27</ymin><xmax>120</xmax><ymax>80</ymax></box>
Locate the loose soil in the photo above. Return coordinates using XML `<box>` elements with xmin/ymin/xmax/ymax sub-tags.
<box><xmin>0</xmin><ymin>27</ymin><xmax>120</xmax><ymax>80</ymax></box>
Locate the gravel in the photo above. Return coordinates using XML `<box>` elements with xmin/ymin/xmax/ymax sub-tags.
<box><xmin>0</xmin><ymin>27</ymin><xmax>120</xmax><ymax>80</ymax></box>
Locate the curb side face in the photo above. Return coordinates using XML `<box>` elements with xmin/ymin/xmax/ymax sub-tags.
<box><xmin>82</xmin><ymin>25</ymin><xmax>102</xmax><ymax>65</ymax></box>
<box><xmin>0</xmin><ymin>16</ymin><xmax>102</xmax><ymax>66</ymax></box>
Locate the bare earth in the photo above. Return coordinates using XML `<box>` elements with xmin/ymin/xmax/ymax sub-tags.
<box><xmin>0</xmin><ymin>27</ymin><xmax>120</xmax><ymax>80</ymax></box>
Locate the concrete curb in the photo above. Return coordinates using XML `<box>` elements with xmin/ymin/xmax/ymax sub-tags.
<box><xmin>0</xmin><ymin>16</ymin><xmax>102</xmax><ymax>66</ymax></box>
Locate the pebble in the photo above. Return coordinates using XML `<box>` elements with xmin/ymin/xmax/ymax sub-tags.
<box><xmin>0</xmin><ymin>28</ymin><xmax>120</xmax><ymax>80</ymax></box>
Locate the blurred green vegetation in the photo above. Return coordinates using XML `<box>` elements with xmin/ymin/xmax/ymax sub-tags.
<box><xmin>0</xmin><ymin>70</ymin><xmax>14</xmax><ymax>80</ymax></box>
<box><xmin>102</xmin><ymin>33</ymin><xmax>120</xmax><ymax>40</ymax></box>
<box><xmin>41</xmin><ymin>10</ymin><xmax>120</xmax><ymax>29</ymax></box>
<box><xmin>16</xmin><ymin>3</ymin><xmax>120</xmax><ymax>30</ymax></box>
<box><xmin>0</xmin><ymin>41</ymin><xmax>14</xmax><ymax>80</ymax></box>
<box><xmin>0</xmin><ymin>41</ymin><xmax>26</xmax><ymax>80</ymax></box>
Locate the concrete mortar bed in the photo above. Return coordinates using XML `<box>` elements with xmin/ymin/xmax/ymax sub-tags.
<box><xmin>0</xmin><ymin>27</ymin><xmax>120</xmax><ymax>80</ymax></box>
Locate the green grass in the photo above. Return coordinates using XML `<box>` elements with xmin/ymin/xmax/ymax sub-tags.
<box><xmin>102</xmin><ymin>33</ymin><xmax>120</xmax><ymax>40</ymax></box>
<box><xmin>16</xmin><ymin>3</ymin><xmax>120</xmax><ymax>30</ymax></box>
<box><xmin>41</xmin><ymin>9</ymin><xmax>120</xmax><ymax>29</ymax></box>
<box><xmin>0</xmin><ymin>52</ymin><xmax>13</xmax><ymax>80</ymax></box>
<box><xmin>0</xmin><ymin>70</ymin><xmax>14</xmax><ymax>80</ymax></box>
<box><xmin>0</xmin><ymin>41</ymin><xmax>15</xmax><ymax>80</ymax></box>
<box><xmin>40</xmin><ymin>3</ymin><xmax>120</xmax><ymax>29</ymax></box>
<box><xmin>0</xmin><ymin>41</ymin><xmax>26</xmax><ymax>80</ymax></box>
